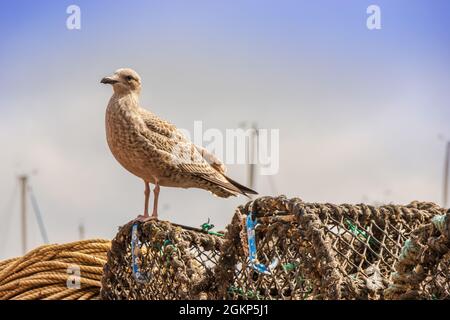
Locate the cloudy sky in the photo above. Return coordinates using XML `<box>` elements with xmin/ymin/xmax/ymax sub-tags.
<box><xmin>0</xmin><ymin>0</ymin><xmax>449</xmax><ymax>259</ymax></box>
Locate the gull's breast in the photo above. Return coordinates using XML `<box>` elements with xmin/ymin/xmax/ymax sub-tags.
<box><xmin>105</xmin><ymin>107</ymin><xmax>159</xmax><ymax>180</ymax></box>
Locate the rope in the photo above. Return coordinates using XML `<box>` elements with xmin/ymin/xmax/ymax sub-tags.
<box><xmin>0</xmin><ymin>239</ymin><xmax>110</xmax><ymax>300</ymax></box>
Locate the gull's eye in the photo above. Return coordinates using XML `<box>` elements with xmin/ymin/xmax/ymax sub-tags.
<box><xmin>126</xmin><ymin>76</ymin><xmax>133</xmax><ymax>81</ymax></box>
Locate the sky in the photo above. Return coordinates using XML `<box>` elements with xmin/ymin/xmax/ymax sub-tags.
<box><xmin>0</xmin><ymin>0</ymin><xmax>449</xmax><ymax>259</ymax></box>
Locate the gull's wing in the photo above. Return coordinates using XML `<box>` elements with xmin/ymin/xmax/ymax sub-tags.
<box><xmin>137</xmin><ymin>108</ymin><xmax>256</xmax><ymax>195</ymax></box>
<box><xmin>138</xmin><ymin>108</ymin><xmax>183</xmax><ymax>139</ymax></box>
<box><xmin>139</xmin><ymin>108</ymin><xmax>226</xmax><ymax>174</ymax></box>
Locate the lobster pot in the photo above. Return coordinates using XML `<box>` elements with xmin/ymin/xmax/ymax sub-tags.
<box><xmin>385</xmin><ymin>212</ymin><xmax>450</xmax><ymax>299</ymax></box>
<box><xmin>101</xmin><ymin>220</ymin><xmax>224</xmax><ymax>300</ymax></box>
<box><xmin>423</xmin><ymin>252</ymin><xmax>450</xmax><ymax>299</ymax></box>
<box><xmin>213</xmin><ymin>196</ymin><xmax>446</xmax><ymax>300</ymax></box>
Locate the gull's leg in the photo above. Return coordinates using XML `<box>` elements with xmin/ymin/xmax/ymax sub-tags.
<box><xmin>134</xmin><ymin>181</ymin><xmax>156</xmax><ymax>222</ymax></box>
<box><xmin>143</xmin><ymin>181</ymin><xmax>150</xmax><ymax>217</ymax></box>
<box><xmin>151</xmin><ymin>179</ymin><xmax>160</xmax><ymax>219</ymax></box>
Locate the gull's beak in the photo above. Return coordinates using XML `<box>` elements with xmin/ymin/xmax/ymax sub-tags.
<box><xmin>100</xmin><ymin>75</ymin><xmax>119</xmax><ymax>85</ymax></box>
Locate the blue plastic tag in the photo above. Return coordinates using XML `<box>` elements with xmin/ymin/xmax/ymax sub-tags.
<box><xmin>131</xmin><ymin>223</ymin><xmax>149</xmax><ymax>283</ymax></box>
<box><xmin>246</xmin><ymin>214</ymin><xmax>279</xmax><ymax>275</ymax></box>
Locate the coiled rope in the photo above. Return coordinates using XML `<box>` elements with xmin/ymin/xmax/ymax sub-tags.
<box><xmin>0</xmin><ymin>239</ymin><xmax>110</xmax><ymax>300</ymax></box>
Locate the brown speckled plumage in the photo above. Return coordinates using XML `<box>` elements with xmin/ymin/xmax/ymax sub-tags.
<box><xmin>101</xmin><ymin>68</ymin><xmax>257</xmax><ymax>219</ymax></box>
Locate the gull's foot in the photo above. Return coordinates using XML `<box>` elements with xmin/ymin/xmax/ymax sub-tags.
<box><xmin>133</xmin><ymin>214</ymin><xmax>158</xmax><ymax>223</ymax></box>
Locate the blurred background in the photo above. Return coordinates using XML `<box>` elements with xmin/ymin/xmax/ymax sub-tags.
<box><xmin>0</xmin><ymin>0</ymin><xmax>449</xmax><ymax>259</ymax></box>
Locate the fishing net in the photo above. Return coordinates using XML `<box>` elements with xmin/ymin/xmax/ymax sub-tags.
<box><xmin>101</xmin><ymin>219</ymin><xmax>224</xmax><ymax>300</ymax></box>
<box><xmin>215</xmin><ymin>196</ymin><xmax>447</xmax><ymax>300</ymax></box>
<box><xmin>101</xmin><ymin>196</ymin><xmax>449</xmax><ymax>300</ymax></box>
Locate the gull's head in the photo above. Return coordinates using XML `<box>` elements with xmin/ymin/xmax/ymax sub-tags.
<box><xmin>101</xmin><ymin>68</ymin><xmax>142</xmax><ymax>94</ymax></box>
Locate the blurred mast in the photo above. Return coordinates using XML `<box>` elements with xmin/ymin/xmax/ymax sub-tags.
<box><xmin>267</xmin><ymin>174</ymin><xmax>278</xmax><ymax>195</ymax></box>
<box><xmin>78</xmin><ymin>222</ymin><xmax>85</xmax><ymax>240</ymax></box>
<box><xmin>239</xmin><ymin>121</ymin><xmax>258</xmax><ymax>194</ymax></box>
<box><xmin>18</xmin><ymin>175</ymin><xmax>28</xmax><ymax>254</ymax></box>
<box><xmin>444</xmin><ymin>141</ymin><xmax>450</xmax><ymax>208</ymax></box>
<box><xmin>28</xmin><ymin>185</ymin><xmax>49</xmax><ymax>244</ymax></box>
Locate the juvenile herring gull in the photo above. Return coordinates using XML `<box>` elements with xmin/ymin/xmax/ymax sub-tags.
<box><xmin>101</xmin><ymin>68</ymin><xmax>257</xmax><ymax>221</ymax></box>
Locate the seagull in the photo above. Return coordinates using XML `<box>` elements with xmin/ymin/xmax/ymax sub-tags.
<box><xmin>101</xmin><ymin>68</ymin><xmax>257</xmax><ymax>221</ymax></box>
